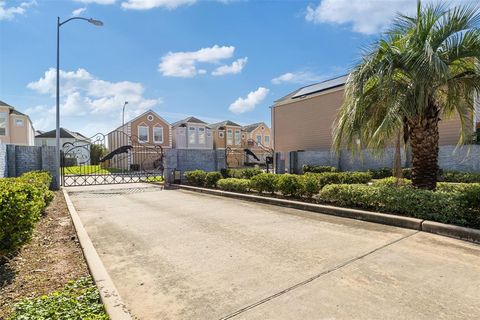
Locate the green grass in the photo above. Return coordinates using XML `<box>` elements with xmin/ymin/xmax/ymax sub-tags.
<box><xmin>8</xmin><ymin>277</ymin><xmax>109</xmax><ymax>320</ymax></box>
<box><xmin>63</xmin><ymin>165</ymin><xmax>124</xmax><ymax>175</ymax></box>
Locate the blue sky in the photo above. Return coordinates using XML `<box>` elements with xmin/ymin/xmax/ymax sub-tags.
<box><xmin>0</xmin><ymin>0</ymin><xmax>471</xmax><ymax>137</ymax></box>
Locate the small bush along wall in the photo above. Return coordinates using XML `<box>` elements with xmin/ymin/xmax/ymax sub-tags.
<box><xmin>205</xmin><ymin>172</ymin><xmax>222</xmax><ymax>188</ymax></box>
<box><xmin>320</xmin><ymin>184</ymin><xmax>480</xmax><ymax>228</ymax></box>
<box><xmin>307</xmin><ymin>171</ymin><xmax>372</xmax><ymax>189</ymax></box>
<box><xmin>302</xmin><ymin>165</ymin><xmax>337</xmax><ymax>174</ymax></box>
<box><xmin>250</xmin><ymin>173</ymin><xmax>278</xmax><ymax>194</ymax></box>
<box><xmin>217</xmin><ymin>178</ymin><xmax>251</xmax><ymax>193</ymax></box>
<box><xmin>440</xmin><ymin>171</ymin><xmax>480</xmax><ymax>183</ymax></box>
<box><xmin>0</xmin><ymin>171</ymin><xmax>53</xmax><ymax>257</ymax></box>
<box><xmin>184</xmin><ymin>170</ymin><xmax>207</xmax><ymax>187</ymax></box>
<box><xmin>276</xmin><ymin>174</ymin><xmax>303</xmax><ymax>197</ymax></box>
<box><xmin>220</xmin><ymin>168</ymin><xmax>263</xmax><ymax>179</ymax></box>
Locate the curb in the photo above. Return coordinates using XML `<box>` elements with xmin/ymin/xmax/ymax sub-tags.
<box><xmin>173</xmin><ymin>184</ymin><xmax>480</xmax><ymax>244</ymax></box>
<box><xmin>62</xmin><ymin>189</ymin><xmax>133</xmax><ymax>320</ymax></box>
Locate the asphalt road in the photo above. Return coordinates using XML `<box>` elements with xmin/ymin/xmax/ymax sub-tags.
<box><xmin>67</xmin><ymin>183</ymin><xmax>480</xmax><ymax>320</ymax></box>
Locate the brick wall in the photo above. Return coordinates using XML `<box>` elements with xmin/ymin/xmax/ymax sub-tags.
<box><xmin>2</xmin><ymin>145</ymin><xmax>59</xmax><ymax>189</ymax></box>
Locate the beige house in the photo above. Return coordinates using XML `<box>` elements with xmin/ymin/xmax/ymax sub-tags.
<box><xmin>210</xmin><ymin>120</ymin><xmax>246</xmax><ymax>167</ymax></box>
<box><xmin>106</xmin><ymin>110</ymin><xmax>171</xmax><ymax>170</ymax></box>
<box><xmin>242</xmin><ymin>122</ymin><xmax>273</xmax><ymax>164</ymax></box>
<box><xmin>272</xmin><ymin>75</ymin><xmax>478</xmax><ymax>158</ymax></box>
<box><xmin>172</xmin><ymin>117</ymin><xmax>213</xmax><ymax>149</ymax></box>
<box><xmin>0</xmin><ymin>100</ymin><xmax>35</xmax><ymax>146</ymax></box>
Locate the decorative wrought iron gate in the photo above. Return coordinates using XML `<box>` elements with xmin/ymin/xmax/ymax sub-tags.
<box><xmin>61</xmin><ymin>130</ymin><xmax>163</xmax><ymax>187</ymax></box>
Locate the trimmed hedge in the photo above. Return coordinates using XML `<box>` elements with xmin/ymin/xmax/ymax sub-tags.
<box><xmin>302</xmin><ymin>165</ymin><xmax>337</xmax><ymax>174</ymax></box>
<box><xmin>1</xmin><ymin>171</ymin><xmax>53</xmax><ymax>257</ymax></box>
<box><xmin>373</xmin><ymin>177</ymin><xmax>412</xmax><ymax>187</ymax></box>
<box><xmin>221</xmin><ymin>168</ymin><xmax>263</xmax><ymax>179</ymax></box>
<box><xmin>205</xmin><ymin>172</ymin><xmax>222</xmax><ymax>188</ymax></box>
<box><xmin>217</xmin><ymin>178</ymin><xmax>251</xmax><ymax>192</ymax></box>
<box><xmin>319</xmin><ymin>184</ymin><xmax>480</xmax><ymax>228</ymax></box>
<box><xmin>250</xmin><ymin>173</ymin><xmax>278</xmax><ymax>194</ymax></box>
<box><xmin>368</xmin><ymin>167</ymin><xmax>393</xmax><ymax>179</ymax></box>
<box><xmin>307</xmin><ymin>171</ymin><xmax>372</xmax><ymax>189</ymax></box>
<box><xmin>184</xmin><ymin>170</ymin><xmax>207</xmax><ymax>187</ymax></box>
<box><xmin>300</xmin><ymin>174</ymin><xmax>321</xmax><ymax>198</ymax></box>
<box><xmin>276</xmin><ymin>174</ymin><xmax>303</xmax><ymax>197</ymax></box>
<box><xmin>440</xmin><ymin>171</ymin><xmax>480</xmax><ymax>183</ymax></box>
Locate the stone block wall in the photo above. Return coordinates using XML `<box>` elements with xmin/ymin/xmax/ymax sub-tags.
<box><xmin>0</xmin><ymin>144</ymin><xmax>6</xmax><ymax>178</ymax></box>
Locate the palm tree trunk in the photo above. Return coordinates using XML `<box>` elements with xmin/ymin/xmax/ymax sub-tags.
<box><xmin>408</xmin><ymin>107</ymin><xmax>440</xmax><ymax>190</ymax></box>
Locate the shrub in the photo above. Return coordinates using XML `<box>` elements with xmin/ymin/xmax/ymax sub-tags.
<box><xmin>9</xmin><ymin>277</ymin><xmax>108</xmax><ymax>320</ymax></box>
<box><xmin>368</xmin><ymin>167</ymin><xmax>392</xmax><ymax>179</ymax></box>
<box><xmin>300</xmin><ymin>174</ymin><xmax>321</xmax><ymax>198</ymax></box>
<box><xmin>217</xmin><ymin>178</ymin><xmax>251</xmax><ymax>193</ymax></box>
<box><xmin>437</xmin><ymin>182</ymin><xmax>480</xmax><ymax>208</ymax></box>
<box><xmin>220</xmin><ymin>168</ymin><xmax>231</xmax><ymax>178</ymax></box>
<box><xmin>276</xmin><ymin>174</ymin><xmax>303</xmax><ymax>197</ymax></box>
<box><xmin>18</xmin><ymin>171</ymin><xmax>54</xmax><ymax>205</ymax></box>
<box><xmin>227</xmin><ymin>168</ymin><xmax>263</xmax><ymax>179</ymax></box>
<box><xmin>373</xmin><ymin>177</ymin><xmax>412</xmax><ymax>187</ymax></box>
<box><xmin>0</xmin><ymin>180</ymin><xmax>44</xmax><ymax>257</ymax></box>
<box><xmin>250</xmin><ymin>173</ymin><xmax>278</xmax><ymax>194</ymax></box>
<box><xmin>319</xmin><ymin>184</ymin><xmax>479</xmax><ymax>228</ymax></box>
<box><xmin>308</xmin><ymin>171</ymin><xmax>372</xmax><ymax>189</ymax></box>
<box><xmin>440</xmin><ymin>171</ymin><xmax>480</xmax><ymax>183</ymax></box>
<box><xmin>302</xmin><ymin>165</ymin><xmax>337</xmax><ymax>174</ymax></box>
<box><xmin>402</xmin><ymin>168</ymin><xmax>412</xmax><ymax>179</ymax></box>
<box><xmin>184</xmin><ymin>170</ymin><xmax>207</xmax><ymax>187</ymax></box>
<box><xmin>205</xmin><ymin>172</ymin><xmax>222</xmax><ymax>188</ymax></box>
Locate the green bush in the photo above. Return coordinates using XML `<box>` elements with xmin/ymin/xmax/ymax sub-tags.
<box><xmin>8</xmin><ymin>277</ymin><xmax>108</xmax><ymax>320</ymax></box>
<box><xmin>302</xmin><ymin>165</ymin><xmax>337</xmax><ymax>174</ymax></box>
<box><xmin>184</xmin><ymin>170</ymin><xmax>207</xmax><ymax>187</ymax></box>
<box><xmin>437</xmin><ymin>182</ymin><xmax>480</xmax><ymax>209</ymax></box>
<box><xmin>0</xmin><ymin>171</ymin><xmax>53</xmax><ymax>257</ymax></box>
<box><xmin>300</xmin><ymin>174</ymin><xmax>321</xmax><ymax>198</ymax></box>
<box><xmin>440</xmin><ymin>171</ymin><xmax>480</xmax><ymax>183</ymax></box>
<box><xmin>217</xmin><ymin>178</ymin><xmax>251</xmax><ymax>193</ymax></box>
<box><xmin>250</xmin><ymin>173</ymin><xmax>278</xmax><ymax>194</ymax></box>
<box><xmin>227</xmin><ymin>168</ymin><xmax>263</xmax><ymax>179</ymax></box>
<box><xmin>373</xmin><ymin>177</ymin><xmax>412</xmax><ymax>187</ymax></box>
<box><xmin>368</xmin><ymin>167</ymin><xmax>392</xmax><ymax>179</ymax></box>
<box><xmin>276</xmin><ymin>174</ymin><xmax>303</xmax><ymax>197</ymax></box>
<box><xmin>319</xmin><ymin>184</ymin><xmax>479</xmax><ymax>228</ymax></box>
<box><xmin>307</xmin><ymin>171</ymin><xmax>372</xmax><ymax>189</ymax></box>
<box><xmin>205</xmin><ymin>172</ymin><xmax>222</xmax><ymax>188</ymax></box>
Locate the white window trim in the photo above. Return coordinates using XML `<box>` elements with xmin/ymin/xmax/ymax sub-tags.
<box><xmin>0</xmin><ymin>112</ymin><xmax>7</xmax><ymax>136</ymax></box>
<box><xmin>198</xmin><ymin>127</ymin><xmax>206</xmax><ymax>144</ymax></box>
<box><xmin>138</xmin><ymin>125</ymin><xmax>149</xmax><ymax>142</ymax></box>
<box><xmin>219</xmin><ymin>132</ymin><xmax>224</xmax><ymax>138</ymax></box>
<box><xmin>227</xmin><ymin>129</ymin><xmax>233</xmax><ymax>145</ymax></box>
<box><xmin>235</xmin><ymin>129</ymin><xmax>241</xmax><ymax>146</ymax></box>
<box><xmin>264</xmin><ymin>135</ymin><xmax>270</xmax><ymax>146</ymax></box>
<box><xmin>188</xmin><ymin>126</ymin><xmax>197</xmax><ymax>144</ymax></box>
<box><xmin>153</xmin><ymin>126</ymin><xmax>164</xmax><ymax>143</ymax></box>
<box><xmin>256</xmin><ymin>134</ymin><xmax>262</xmax><ymax>144</ymax></box>
<box><xmin>14</xmin><ymin>118</ymin><xmax>24</xmax><ymax>127</ymax></box>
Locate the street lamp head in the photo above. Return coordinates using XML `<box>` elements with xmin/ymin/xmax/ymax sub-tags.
<box><xmin>88</xmin><ymin>18</ymin><xmax>104</xmax><ymax>26</ymax></box>
<box><xmin>124</xmin><ymin>101</ymin><xmax>128</xmax><ymax>105</ymax></box>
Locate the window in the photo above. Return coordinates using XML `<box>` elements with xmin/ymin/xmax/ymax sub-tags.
<box><xmin>256</xmin><ymin>135</ymin><xmax>262</xmax><ymax>144</ymax></box>
<box><xmin>227</xmin><ymin>129</ymin><xmax>233</xmax><ymax>145</ymax></box>
<box><xmin>138</xmin><ymin>126</ymin><xmax>148</xmax><ymax>142</ymax></box>
<box><xmin>189</xmin><ymin>127</ymin><xmax>196</xmax><ymax>144</ymax></box>
<box><xmin>235</xmin><ymin>129</ymin><xmax>241</xmax><ymax>145</ymax></box>
<box><xmin>153</xmin><ymin>126</ymin><xmax>163</xmax><ymax>143</ymax></box>
<box><xmin>0</xmin><ymin>112</ymin><xmax>6</xmax><ymax>136</ymax></box>
<box><xmin>15</xmin><ymin>118</ymin><xmax>24</xmax><ymax>126</ymax></box>
<box><xmin>219</xmin><ymin>132</ymin><xmax>224</xmax><ymax>139</ymax></box>
<box><xmin>264</xmin><ymin>135</ymin><xmax>270</xmax><ymax>146</ymax></box>
<box><xmin>147</xmin><ymin>114</ymin><xmax>154</xmax><ymax>121</ymax></box>
<box><xmin>198</xmin><ymin>127</ymin><xmax>205</xmax><ymax>144</ymax></box>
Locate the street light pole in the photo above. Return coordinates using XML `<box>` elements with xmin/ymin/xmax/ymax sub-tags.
<box><xmin>122</xmin><ymin>101</ymin><xmax>129</xmax><ymax>127</ymax></box>
<box><xmin>55</xmin><ymin>16</ymin><xmax>103</xmax><ymax>188</ymax></box>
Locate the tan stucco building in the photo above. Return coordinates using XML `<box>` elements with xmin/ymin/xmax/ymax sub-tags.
<box><xmin>272</xmin><ymin>76</ymin><xmax>478</xmax><ymax>157</ymax></box>
<box><xmin>0</xmin><ymin>100</ymin><xmax>35</xmax><ymax>146</ymax></box>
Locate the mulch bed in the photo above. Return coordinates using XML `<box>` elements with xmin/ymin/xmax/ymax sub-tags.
<box><xmin>0</xmin><ymin>191</ymin><xmax>89</xmax><ymax>318</ymax></box>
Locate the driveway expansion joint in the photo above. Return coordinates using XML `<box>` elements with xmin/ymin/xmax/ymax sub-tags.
<box><xmin>219</xmin><ymin>231</ymin><xmax>419</xmax><ymax>320</ymax></box>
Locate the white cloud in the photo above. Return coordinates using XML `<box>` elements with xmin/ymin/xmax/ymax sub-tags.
<box><xmin>159</xmin><ymin>45</ymin><xmax>239</xmax><ymax>77</ymax></box>
<box><xmin>305</xmin><ymin>0</ymin><xmax>420</xmax><ymax>34</ymax></box>
<box><xmin>271</xmin><ymin>71</ymin><xmax>324</xmax><ymax>85</ymax></box>
<box><xmin>72</xmin><ymin>7</ymin><xmax>87</xmax><ymax>16</ymax></box>
<box><xmin>75</xmin><ymin>0</ymin><xmax>117</xmax><ymax>4</ymax></box>
<box><xmin>121</xmin><ymin>0</ymin><xmax>195</xmax><ymax>10</ymax></box>
<box><xmin>0</xmin><ymin>0</ymin><xmax>36</xmax><ymax>21</ymax></box>
<box><xmin>212</xmin><ymin>57</ymin><xmax>248</xmax><ymax>76</ymax></box>
<box><xmin>229</xmin><ymin>87</ymin><xmax>269</xmax><ymax>114</ymax></box>
<box><xmin>27</xmin><ymin>68</ymin><xmax>161</xmax><ymax>135</ymax></box>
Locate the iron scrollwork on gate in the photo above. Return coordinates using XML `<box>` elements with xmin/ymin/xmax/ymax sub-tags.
<box><xmin>61</xmin><ymin>130</ymin><xmax>163</xmax><ymax>186</ymax></box>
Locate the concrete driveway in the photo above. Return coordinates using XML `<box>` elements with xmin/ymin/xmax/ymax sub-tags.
<box><xmin>66</xmin><ymin>183</ymin><xmax>480</xmax><ymax>320</ymax></box>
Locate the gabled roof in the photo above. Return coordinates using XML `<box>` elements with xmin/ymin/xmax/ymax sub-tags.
<box><xmin>275</xmin><ymin>75</ymin><xmax>348</xmax><ymax>104</ymax></box>
<box><xmin>209</xmin><ymin>120</ymin><xmax>242</xmax><ymax>130</ymax></box>
<box><xmin>242</xmin><ymin>122</ymin><xmax>267</xmax><ymax>133</ymax></box>
<box><xmin>0</xmin><ymin>100</ymin><xmax>28</xmax><ymax>117</ymax></box>
<box><xmin>35</xmin><ymin>128</ymin><xmax>89</xmax><ymax>140</ymax></box>
<box><xmin>172</xmin><ymin>116</ymin><xmax>208</xmax><ymax>127</ymax></box>
<box><xmin>0</xmin><ymin>100</ymin><xmax>13</xmax><ymax>108</ymax></box>
<box><xmin>110</xmin><ymin>109</ymin><xmax>171</xmax><ymax>133</ymax></box>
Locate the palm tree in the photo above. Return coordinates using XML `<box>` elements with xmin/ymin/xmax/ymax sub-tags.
<box><xmin>333</xmin><ymin>1</ymin><xmax>480</xmax><ymax>190</ymax></box>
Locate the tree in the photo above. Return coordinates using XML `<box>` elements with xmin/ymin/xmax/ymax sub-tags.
<box><xmin>90</xmin><ymin>144</ymin><xmax>107</xmax><ymax>165</ymax></box>
<box><xmin>333</xmin><ymin>1</ymin><xmax>480</xmax><ymax>190</ymax></box>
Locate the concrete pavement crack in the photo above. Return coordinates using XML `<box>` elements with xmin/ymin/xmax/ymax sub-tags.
<box><xmin>219</xmin><ymin>231</ymin><xmax>420</xmax><ymax>320</ymax></box>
